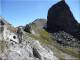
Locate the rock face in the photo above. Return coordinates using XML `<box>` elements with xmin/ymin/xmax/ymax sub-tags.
<box><xmin>0</xmin><ymin>17</ymin><xmax>58</xmax><ymax>60</ymax></box>
<box><xmin>1</xmin><ymin>40</ymin><xmax>56</xmax><ymax>60</ymax></box>
<box><xmin>0</xmin><ymin>36</ymin><xmax>58</xmax><ymax>60</ymax></box>
<box><xmin>0</xmin><ymin>17</ymin><xmax>18</xmax><ymax>43</ymax></box>
<box><xmin>24</xmin><ymin>24</ymin><xmax>31</xmax><ymax>33</ymax></box>
<box><xmin>47</xmin><ymin>1</ymin><xmax>80</xmax><ymax>39</ymax></box>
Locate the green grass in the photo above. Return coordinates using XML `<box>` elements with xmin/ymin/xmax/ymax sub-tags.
<box><xmin>25</xmin><ymin>30</ymin><xmax>80</xmax><ymax>59</ymax></box>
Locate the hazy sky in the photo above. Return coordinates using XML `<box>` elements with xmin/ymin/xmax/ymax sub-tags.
<box><xmin>0</xmin><ymin>0</ymin><xmax>80</xmax><ymax>26</ymax></box>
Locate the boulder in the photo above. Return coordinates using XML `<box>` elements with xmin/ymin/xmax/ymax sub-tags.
<box><xmin>24</xmin><ymin>24</ymin><xmax>31</xmax><ymax>33</ymax></box>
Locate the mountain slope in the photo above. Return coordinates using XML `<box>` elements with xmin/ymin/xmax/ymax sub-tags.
<box><xmin>0</xmin><ymin>17</ymin><xmax>80</xmax><ymax>60</ymax></box>
<box><xmin>24</xmin><ymin>18</ymin><xmax>80</xmax><ymax>60</ymax></box>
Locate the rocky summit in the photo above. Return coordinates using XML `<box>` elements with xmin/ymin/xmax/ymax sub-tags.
<box><xmin>47</xmin><ymin>0</ymin><xmax>80</xmax><ymax>40</ymax></box>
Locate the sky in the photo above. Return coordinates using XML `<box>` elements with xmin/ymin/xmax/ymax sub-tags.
<box><xmin>0</xmin><ymin>0</ymin><xmax>80</xmax><ymax>26</ymax></box>
<box><xmin>0</xmin><ymin>0</ymin><xmax>1</xmax><ymax>15</ymax></box>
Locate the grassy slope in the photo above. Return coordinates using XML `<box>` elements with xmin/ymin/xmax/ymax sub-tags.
<box><xmin>27</xmin><ymin>22</ymin><xmax>80</xmax><ymax>60</ymax></box>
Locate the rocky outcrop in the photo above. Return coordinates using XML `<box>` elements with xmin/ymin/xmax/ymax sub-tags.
<box><xmin>0</xmin><ymin>37</ymin><xmax>58</xmax><ymax>60</ymax></box>
<box><xmin>24</xmin><ymin>24</ymin><xmax>31</xmax><ymax>33</ymax></box>
<box><xmin>47</xmin><ymin>1</ymin><xmax>80</xmax><ymax>39</ymax></box>
<box><xmin>0</xmin><ymin>17</ymin><xmax>58</xmax><ymax>60</ymax></box>
<box><xmin>0</xmin><ymin>17</ymin><xmax>18</xmax><ymax>43</ymax></box>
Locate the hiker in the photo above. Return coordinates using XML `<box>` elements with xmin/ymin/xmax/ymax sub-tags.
<box><xmin>17</xmin><ymin>27</ymin><xmax>23</xmax><ymax>43</ymax></box>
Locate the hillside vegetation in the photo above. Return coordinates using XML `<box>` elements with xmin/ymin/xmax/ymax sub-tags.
<box><xmin>24</xmin><ymin>19</ymin><xmax>80</xmax><ymax>60</ymax></box>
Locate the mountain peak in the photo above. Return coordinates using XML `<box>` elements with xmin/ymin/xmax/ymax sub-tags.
<box><xmin>47</xmin><ymin>0</ymin><xmax>80</xmax><ymax>40</ymax></box>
